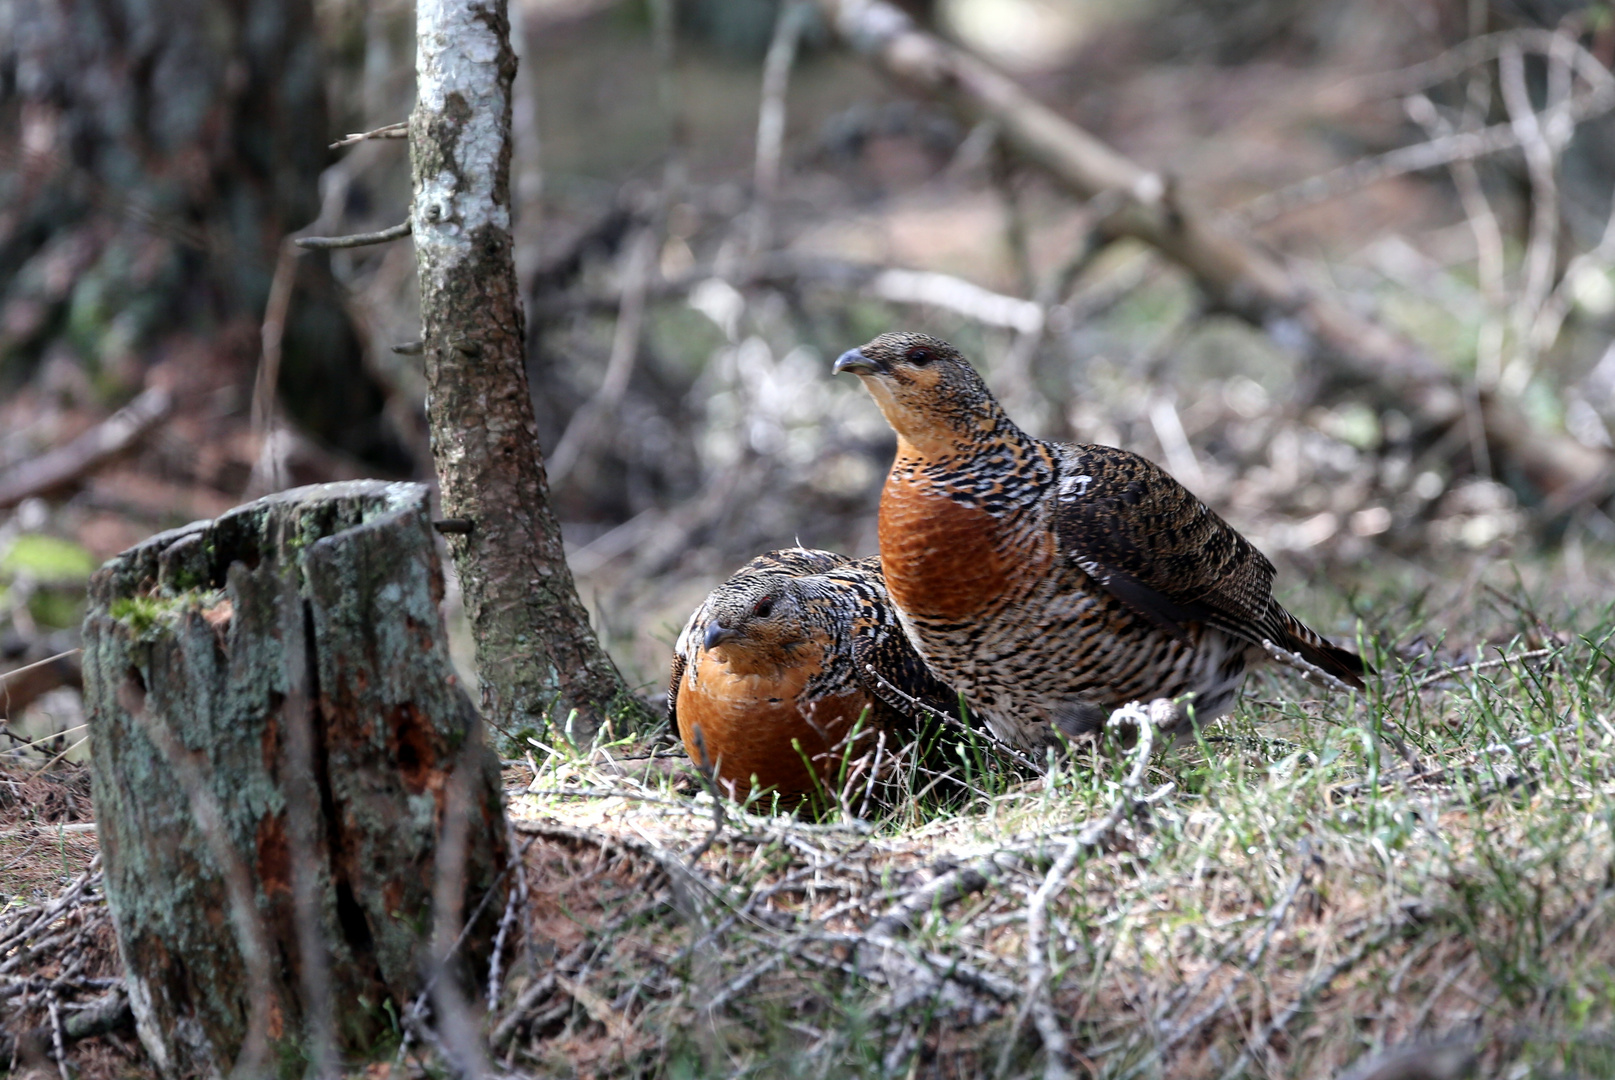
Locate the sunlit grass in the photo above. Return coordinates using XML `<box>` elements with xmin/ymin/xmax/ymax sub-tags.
<box><xmin>501</xmin><ymin>578</ymin><xmax>1615</xmax><ymax>1078</ymax></box>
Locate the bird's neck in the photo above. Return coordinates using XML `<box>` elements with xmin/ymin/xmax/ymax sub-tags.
<box><xmin>889</xmin><ymin>421</ymin><xmax>1053</xmax><ymax>515</ymax></box>
<box><xmin>887</xmin><ymin>405</ymin><xmax>1028</xmax><ymax>460</ymax></box>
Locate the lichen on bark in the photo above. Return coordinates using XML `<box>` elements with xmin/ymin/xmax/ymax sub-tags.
<box><xmin>409</xmin><ymin>0</ymin><xmax>649</xmax><ymax>742</ymax></box>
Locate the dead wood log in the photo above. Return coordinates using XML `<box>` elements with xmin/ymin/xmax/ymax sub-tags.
<box><xmin>0</xmin><ymin>388</ymin><xmax>170</xmax><ymax>511</ymax></box>
<box><xmin>81</xmin><ymin>480</ymin><xmax>509</xmax><ymax>1076</ymax></box>
<box><xmin>817</xmin><ymin>0</ymin><xmax>1611</xmax><ymax>500</ymax></box>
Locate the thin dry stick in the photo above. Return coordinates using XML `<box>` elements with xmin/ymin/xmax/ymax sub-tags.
<box><xmin>486</xmin><ymin>831</ymin><xmax>534</xmax><ymax>1012</ymax></box>
<box><xmin>329</xmin><ymin>121</ymin><xmax>408</xmax><ymax>149</ymax></box>
<box><xmin>861</xmin><ymin>663</ymin><xmax>1041</xmax><ymax>774</ymax></box>
<box><xmin>0</xmin><ymin>651</ymin><xmax>82</xmax><ymax>694</ymax></box>
<box><xmin>1261</xmin><ymin>638</ymin><xmax>1355</xmax><ymax>692</ymax></box>
<box><xmin>426</xmin><ymin>745</ymin><xmax>494</xmax><ymax>1079</ymax></box>
<box><xmin>0</xmin><ymin>723</ymin><xmax>85</xmax><ymax>757</ymax></box>
<box><xmin>1158</xmin><ymin>856</ymin><xmax>1313</xmax><ymax>1055</ymax></box>
<box><xmin>247</xmin><ymin>163</ymin><xmax>352</xmax><ymax>497</ymax></box>
<box><xmin>0</xmin><ymin>650</ymin><xmax>82</xmax><ymax>722</ymax></box>
<box><xmin>871</xmin><ymin>704</ymin><xmax>1159</xmax><ymax>944</ymax></box>
<box><xmin>748</xmin><ymin>0</ymin><xmax>813</xmax><ymax>256</ymax></box>
<box><xmin>28</xmin><ymin>735</ymin><xmax>88</xmax><ymax>774</ymax></box>
<box><xmin>682</xmin><ymin>725</ymin><xmax>728</xmax><ymax>863</ymax></box>
<box><xmin>1214</xmin><ymin>920</ymin><xmax>1409</xmax><ymax>1080</ymax></box>
<box><xmin>0</xmin><ymin>859</ymin><xmax>100</xmax><ymax>954</ymax></box>
<box><xmin>545</xmin><ymin>225</ymin><xmax>658</xmax><ymax>486</ymax></box>
<box><xmin>246</xmin><ymin>239</ymin><xmax>300</xmax><ymax>497</ymax></box>
<box><xmin>1530</xmin><ymin>172</ymin><xmax>1615</xmax><ymax>361</ymax></box>
<box><xmin>45</xmin><ymin>991</ymin><xmax>67</xmax><ymax>1080</ymax></box>
<box><xmin>1237</xmin><ymin>122</ymin><xmax>1521</xmax><ymax>227</ymax></box>
<box><xmin>116</xmin><ymin>676</ymin><xmax>276</xmax><ymax>1080</ymax></box>
<box><xmin>1023</xmin><ymin>837</ymin><xmax>1084</xmax><ymax>1080</ymax></box>
<box><xmin>1404</xmin><ymin>91</ymin><xmax>1503</xmax><ymax>467</ymax></box>
<box><xmin>1410</xmin><ymin>647</ymin><xmax>1555</xmax><ymax>691</ymax></box>
<box><xmin>1346</xmin><ymin>27</ymin><xmax>1612</xmax><ymax>103</ymax></box>
<box><xmin>1240</xmin><ymin>28</ymin><xmax>1613</xmax><ymax>228</ymax></box>
<box><xmin>1499</xmin><ymin>39</ymin><xmax>1567</xmax><ymax>395</ymax></box>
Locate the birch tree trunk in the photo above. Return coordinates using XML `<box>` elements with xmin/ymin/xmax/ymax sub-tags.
<box><xmin>410</xmin><ymin>0</ymin><xmax>648</xmax><ymax>743</ymax></box>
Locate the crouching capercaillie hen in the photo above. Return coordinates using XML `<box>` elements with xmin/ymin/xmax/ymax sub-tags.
<box><xmin>668</xmin><ymin>548</ymin><xmax>964</xmax><ymax>806</ymax></box>
<box><xmin>834</xmin><ymin>332</ymin><xmax>1369</xmax><ymax>752</ymax></box>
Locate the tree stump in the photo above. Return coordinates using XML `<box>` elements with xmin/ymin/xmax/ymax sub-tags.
<box><xmin>82</xmin><ymin>481</ymin><xmax>510</xmax><ymax>1076</ymax></box>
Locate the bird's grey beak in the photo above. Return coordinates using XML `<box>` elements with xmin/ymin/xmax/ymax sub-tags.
<box><xmin>704</xmin><ymin>621</ymin><xmax>739</xmax><ymax>651</ymax></box>
<box><xmin>833</xmin><ymin>348</ymin><xmax>881</xmax><ymax>375</ymax></box>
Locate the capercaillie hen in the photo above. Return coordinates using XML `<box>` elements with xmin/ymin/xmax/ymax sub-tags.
<box><xmin>668</xmin><ymin>548</ymin><xmax>962</xmax><ymax>804</ymax></box>
<box><xmin>834</xmin><ymin>332</ymin><xmax>1369</xmax><ymax>751</ymax></box>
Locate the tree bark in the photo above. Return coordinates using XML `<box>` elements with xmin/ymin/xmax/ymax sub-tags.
<box><xmin>409</xmin><ymin>0</ymin><xmax>649</xmax><ymax>742</ymax></box>
<box><xmin>817</xmin><ymin>0</ymin><xmax>1611</xmax><ymax>501</ymax></box>
<box><xmin>81</xmin><ymin>481</ymin><xmax>509</xmax><ymax>1077</ymax></box>
<box><xmin>0</xmin><ymin>0</ymin><xmax>404</xmax><ymax>469</ymax></box>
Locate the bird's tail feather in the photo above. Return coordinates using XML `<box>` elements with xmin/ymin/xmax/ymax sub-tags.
<box><xmin>1271</xmin><ymin>608</ymin><xmax>1370</xmax><ymax>690</ymax></box>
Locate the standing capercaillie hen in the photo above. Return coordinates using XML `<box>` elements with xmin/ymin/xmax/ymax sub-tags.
<box><xmin>669</xmin><ymin>548</ymin><xmax>962</xmax><ymax>804</ymax></box>
<box><xmin>834</xmin><ymin>332</ymin><xmax>1368</xmax><ymax>751</ymax></box>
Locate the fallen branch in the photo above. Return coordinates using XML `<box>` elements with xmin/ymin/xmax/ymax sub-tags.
<box><xmin>0</xmin><ymin>990</ymin><xmax>132</xmax><ymax>1064</ymax></box>
<box><xmin>815</xmin><ymin>0</ymin><xmax>1611</xmax><ymax>498</ymax></box>
<box><xmin>0</xmin><ymin>388</ymin><xmax>172</xmax><ymax>510</ymax></box>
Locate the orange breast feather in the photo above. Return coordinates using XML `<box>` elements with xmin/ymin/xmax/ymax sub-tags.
<box><xmin>676</xmin><ymin>651</ymin><xmax>874</xmax><ymax>802</ymax></box>
<box><xmin>878</xmin><ymin>468</ymin><xmax>1022</xmax><ymax>622</ymax></box>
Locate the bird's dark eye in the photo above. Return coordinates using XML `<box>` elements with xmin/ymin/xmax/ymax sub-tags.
<box><xmin>753</xmin><ymin>597</ymin><xmax>774</xmax><ymax>618</ymax></box>
<box><xmin>906</xmin><ymin>347</ymin><xmax>933</xmax><ymax>366</ymax></box>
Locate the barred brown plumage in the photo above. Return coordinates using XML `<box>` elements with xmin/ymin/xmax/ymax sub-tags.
<box><xmin>835</xmin><ymin>331</ymin><xmax>1369</xmax><ymax>751</ymax></box>
<box><xmin>667</xmin><ymin>548</ymin><xmax>963</xmax><ymax>804</ymax></box>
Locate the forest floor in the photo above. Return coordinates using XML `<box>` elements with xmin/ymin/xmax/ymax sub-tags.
<box><xmin>5</xmin><ymin>1</ymin><xmax>1615</xmax><ymax>1076</ymax></box>
<box><xmin>6</xmin><ymin>555</ymin><xmax>1614</xmax><ymax>1079</ymax></box>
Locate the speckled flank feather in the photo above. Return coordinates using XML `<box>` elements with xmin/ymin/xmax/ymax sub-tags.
<box><xmin>837</xmin><ymin>332</ymin><xmax>1369</xmax><ymax>751</ymax></box>
<box><xmin>667</xmin><ymin>548</ymin><xmax>961</xmax><ymax>803</ymax></box>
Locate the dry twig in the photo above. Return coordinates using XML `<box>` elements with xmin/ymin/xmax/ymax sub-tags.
<box><xmin>293</xmin><ymin>220</ymin><xmax>412</xmax><ymax>250</ymax></box>
<box><xmin>329</xmin><ymin>121</ymin><xmax>408</xmax><ymax>149</ymax></box>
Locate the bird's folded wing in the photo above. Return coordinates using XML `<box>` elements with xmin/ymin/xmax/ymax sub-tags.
<box><xmin>1052</xmin><ymin>444</ymin><xmax>1277</xmax><ymax>644</ymax></box>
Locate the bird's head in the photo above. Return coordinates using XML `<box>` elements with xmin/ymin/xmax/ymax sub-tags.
<box><xmin>698</xmin><ymin>574</ymin><xmax>824</xmax><ymax>674</ymax></box>
<box><xmin>833</xmin><ymin>332</ymin><xmax>1011</xmax><ymax>454</ymax></box>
